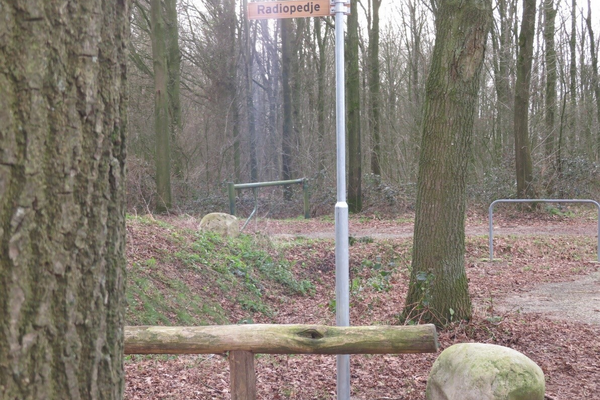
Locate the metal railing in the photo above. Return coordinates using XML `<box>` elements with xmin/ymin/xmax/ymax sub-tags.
<box><xmin>488</xmin><ymin>199</ymin><xmax>600</xmax><ymax>262</ymax></box>
<box><xmin>228</xmin><ymin>179</ymin><xmax>310</xmax><ymax>231</ymax></box>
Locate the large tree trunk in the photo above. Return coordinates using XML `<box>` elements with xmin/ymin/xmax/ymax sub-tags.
<box><xmin>514</xmin><ymin>0</ymin><xmax>536</xmax><ymax>199</ymax></box>
<box><xmin>0</xmin><ymin>0</ymin><xmax>130</xmax><ymax>398</ymax></box>
<box><xmin>151</xmin><ymin>0</ymin><xmax>173</xmax><ymax>211</ymax></box>
<box><xmin>346</xmin><ymin>0</ymin><xmax>362</xmax><ymax>212</ymax></box>
<box><xmin>403</xmin><ymin>0</ymin><xmax>492</xmax><ymax>326</ymax></box>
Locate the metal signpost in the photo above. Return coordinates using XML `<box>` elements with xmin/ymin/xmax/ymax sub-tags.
<box><xmin>332</xmin><ymin>2</ymin><xmax>350</xmax><ymax>399</ymax></box>
<box><xmin>248</xmin><ymin>2</ymin><xmax>351</xmax><ymax>398</ymax></box>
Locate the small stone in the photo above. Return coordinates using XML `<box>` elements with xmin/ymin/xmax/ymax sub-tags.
<box><xmin>198</xmin><ymin>213</ymin><xmax>239</xmax><ymax>238</ymax></box>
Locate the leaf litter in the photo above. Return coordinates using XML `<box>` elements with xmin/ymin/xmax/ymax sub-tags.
<box><xmin>125</xmin><ymin>210</ymin><xmax>600</xmax><ymax>399</ymax></box>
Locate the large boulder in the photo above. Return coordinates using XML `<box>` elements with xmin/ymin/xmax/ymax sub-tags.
<box><xmin>426</xmin><ymin>343</ymin><xmax>545</xmax><ymax>400</ymax></box>
<box><xmin>198</xmin><ymin>213</ymin><xmax>239</xmax><ymax>237</ymax></box>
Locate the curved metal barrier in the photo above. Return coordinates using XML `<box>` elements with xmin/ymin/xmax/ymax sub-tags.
<box><xmin>228</xmin><ymin>179</ymin><xmax>310</xmax><ymax>231</ymax></box>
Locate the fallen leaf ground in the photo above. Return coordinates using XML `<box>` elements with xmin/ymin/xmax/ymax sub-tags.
<box><xmin>125</xmin><ymin>208</ymin><xmax>600</xmax><ymax>399</ymax></box>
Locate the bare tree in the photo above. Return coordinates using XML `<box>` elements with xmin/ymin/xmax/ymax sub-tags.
<box><xmin>369</xmin><ymin>0</ymin><xmax>383</xmax><ymax>176</ymax></box>
<box><xmin>514</xmin><ymin>0</ymin><xmax>536</xmax><ymax>199</ymax></box>
<box><xmin>151</xmin><ymin>0</ymin><xmax>173</xmax><ymax>211</ymax></box>
<box><xmin>347</xmin><ymin>0</ymin><xmax>362</xmax><ymax>212</ymax></box>
<box><xmin>403</xmin><ymin>0</ymin><xmax>492</xmax><ymax>325</ymax></box>
<box><xmin>166</xmin><ymin>0</ymin><xmax>183</xmax><ymax>177</ymax></box>
<box><xmin>584</xmin><ymin>0</ymin><xmax>600</xmax><ymax>159</ymax></box>
<box><xmin>544</xmin><ymin>0</ymin><xmax>558</xmax><ymax>169</ymax></box>
<box><xmin>242</xmin><ymin>0</ymin><xmax>259</xmax><ymax>182</ymax></box>
<box><xmin>281</xmin><ymin>18</ymin><xmax>294</xmax><ymax>199</ymax></box>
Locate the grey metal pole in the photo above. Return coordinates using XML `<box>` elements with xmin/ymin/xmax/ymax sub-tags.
<box><xmin>334</xmin><ymin>1</ymin><xmax>350</xmax><ymax>399</ymax></box>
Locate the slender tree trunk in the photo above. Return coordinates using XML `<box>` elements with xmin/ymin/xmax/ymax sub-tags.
<box><xmin>408</xmin><ymin>0</ymin><xmax>423</xmax><ymax>162</ymax></box>
<box><xmin>0</xmin><ymin>0</ymin><xmax>130</xmax><ymax>398</ymax></box>
<box><xmin>369</xmin><ymin>0</ymin><xmax>382</xmax><ymax>176</ymax></box>
<box><xmin>242</xmin><ymin>0</ymin><xmax>258</xmax><ymax>182</ymax></box>
<box><xmin>585</xmin><ymin>0</ymin><xmax>600</xmax><ymax>160</ymax></box>
<box><xmin>263</xmin><ymin>20</ymin><xmax>280</xmax><ymax>181</ymax></box>
<box><xmin>292</xmin><ymin>19</ymin><xmax>305</xmax><ymax>165</ymax></box>
<box><xmin>544</xmin><ymin>0</ymin><xmax>557</xmax><ymax>171</ymax></box>
<box><xmin>165</xmin><ymin>0</ymin><xmax>183</xmax><ymax>178</ymax></box>
<box><xmin>347</xmin><ymin>0</ymin><xmax>362</xmax><ymax>212</ymax></box>
<box><xmin>315</xmin><ymin>19</ymin><xmax>329</xmax><ymax>176</ymax></box>
<box><xmin>281</xmin><ymin>19</ymin><xmax>294</xmax><ymax>200</ymax></box>
<box><xmin>223</xmin><ymin>0</ymin><xmax>240</xmax><ymax>182</ymax></box>
<box><xmin>567</xmin><ymin>0</ymin><xmax>578</xmax><ymax>157</ymax></box>
<box><xmin>151</xmin><ymin>0</ymin><xmax>172</xmax><ymax>211</ymax></box>
<box><xmin>514</xmin><ymin>0</ymin><xmax>536</xmax><ymax>199</ymax></box>
<box><xmin>403</xmin><ymin>0</ymin><xmax>492</xmax><ymax>326</ymax></box>
<box><xmin>490</xmin><ymin>16</ymin><xmax>514</xmax><ymax>161</ymax></box>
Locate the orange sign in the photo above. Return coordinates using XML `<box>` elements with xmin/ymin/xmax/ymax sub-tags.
<box><xmin>248</xmin><ymin>0</ymin><xmax>332</xmax><ymax>20</ymax></box>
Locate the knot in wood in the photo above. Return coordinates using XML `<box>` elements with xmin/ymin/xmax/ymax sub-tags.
<box><xmin>297</xmin><ymin>328</ymin><xmax>324</xmax><ymax>340</ymax></box>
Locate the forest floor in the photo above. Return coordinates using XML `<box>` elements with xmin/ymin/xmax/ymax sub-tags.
<box><xmin>125</xmin><ymin>208</ymin><xmax>600</xmax><ymax>399</ymax></box>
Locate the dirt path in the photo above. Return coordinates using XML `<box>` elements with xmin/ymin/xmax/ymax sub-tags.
<box><xmin>251</xmin><ymin>217</ymin><xmax>598</xmax><ymax>240</ymax></box>
<box><xmin>252</xmin><ymin>216</ymin><xmax>600</xmax><ymax>326</ymax></box>
<box><xmin>496</xmin><ymin>270</ymin><xmax>600</xmax><ymax>325</ymax></box>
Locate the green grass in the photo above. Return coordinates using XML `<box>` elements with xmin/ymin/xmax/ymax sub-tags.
<box><xmin>126</xmin><ymin>215</ymin><xmax>315</xmax><ymax>326</ymax></box>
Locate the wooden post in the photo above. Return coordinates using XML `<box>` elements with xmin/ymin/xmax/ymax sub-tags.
<box><xmin>229</xmin><ymin>351</ymin><xmax>256</xmax><ymax>400</ymax></box>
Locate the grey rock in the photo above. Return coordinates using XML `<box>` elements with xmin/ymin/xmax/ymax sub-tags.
<box><xmin>426</xmin><ymin>343</ymin><xmax>545</xmax><ymax>400</ymax></box>
<box><xmin>198</xmin><ymin>213</ymin><xmax>240</xmax><ymax>237</ymax></box>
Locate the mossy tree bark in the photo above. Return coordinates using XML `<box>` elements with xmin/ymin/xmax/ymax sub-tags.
<box><xmin>403</xmin><ymin>0</ymin><xmax>492</xmax><ymax>326</ymax></box>
<box><xmin>0</xmin><ymin>0</ymin><xmax>130</xmax><ymax>398</ymax></box>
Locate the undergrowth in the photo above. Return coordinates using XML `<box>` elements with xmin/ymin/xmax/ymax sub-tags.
<box><xmin>126</xmin><ymin>215</ymin><xmax>313</xmax><ymax>326</ymax></box>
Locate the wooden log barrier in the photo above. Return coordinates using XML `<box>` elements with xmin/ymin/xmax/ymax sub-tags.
<box><xmin>124</xmin><ymin>324</ymin><xmax>439</xmax><ymax>355</ymax></box>
<box><xmin>125</xmin><ymin>324</ymin><xmax>439</xmax><ymax>400</ymax></box>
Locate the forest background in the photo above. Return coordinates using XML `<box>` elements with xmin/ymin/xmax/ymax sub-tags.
<box><xmin>128</xmin><ymin>0</ymin><xmax>600</xmax><ymax>216</ymax></box>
